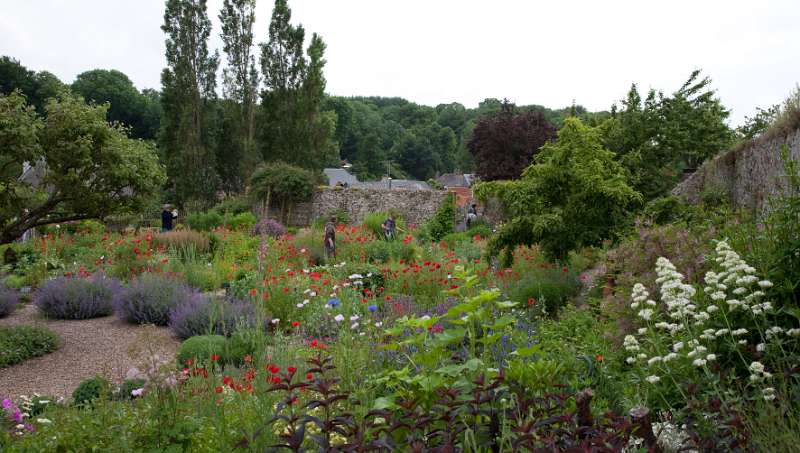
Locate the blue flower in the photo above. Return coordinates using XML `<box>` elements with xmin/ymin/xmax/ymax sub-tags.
<box><xmin>368</xmin><ymin>304</ymin><xmax>377</xmax><ymax>312</ymax></box>
<box><xmin>327</xmin><ymin>298</ymin><xmax>340</xmax><ymax>307</ymax></box>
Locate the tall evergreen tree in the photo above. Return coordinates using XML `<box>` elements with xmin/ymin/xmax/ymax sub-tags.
<box><xmin>258</xmin><ymin>0</ymin><xmax>337</xmax><ymax>170</ymax></box>
<box><xmin>160</xmin><ymin>0</ymin><xmax>220</xmax><ymax>205</ymax></box>
<box><xmin>219</xmin><ymin>0</ymin><xmax>260</xmax><ymax>191</ymax></box>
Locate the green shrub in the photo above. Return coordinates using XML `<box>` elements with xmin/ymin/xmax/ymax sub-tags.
<box><xmin>176</xmin><ymin>335</ymin><xmax>228</xmax><ymax>366</ymax></box>
<box><xmin>0</xmin><ymin>325</ymin><xmax>60</xmax><ymax>367</ymax></box>
<box><xmin>185</xmin><ymin>211</ymin><xmax>224</xmax><ymax>231</ymax></box>
<box><xmin>211</xmin><ymin>196</ymin><xmax>251</xmax><ymax>216</ymax></box>
<box><xmin>26</xmin><ymin>394</ymin><xmax>58</xmax><ymax>417</ymax></box>
<box><xmin>642</xmin><ymin>195</ymin><xmax>687</xmax><ymax>224</ymax></box>
<box><xmin>466</xmin><ymin>221</ymin><xmax>493</xmax><ymax>239</ymax></box>
<box><xmin>365</xmin><ymin>241</ymin><xmax>391</xmax><ymax>263</ymax></box>
<box><xmin>226</xmin><ymin>212</ymin><xmax>256</xmax><ymax>231</ymax></box>
<box><xmin>425</xmin><ymin>193</ymin><xmax>456</xmax><ymax>242</ymax></box>
<box><xmin>72</xmin><ymin>376</ymin><xmax>111</xmax><ymax>407</ymax></box>
<box><xmin>510</xmin><ymin>266</ymin><xmax>581</xmax><ymax>316</ymax></box>
<box><xmin>454</xmin><ymin>240</ymin><xmax>482</xmax><ymax>263</ymax></box>
<box><xmin>441</xmin><ymin>231</ymin><xmax>470</xmax><ymax>248</ymax></box>
<box><xmin>226</xmin><ymin>328</ymin><xmax>265</xmax><ymax>365</ymax></box>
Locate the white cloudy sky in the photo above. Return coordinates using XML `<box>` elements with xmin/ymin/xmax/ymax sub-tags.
<box><xmin>2</xmin><ymin>0</ymin><xmax>799</xmax><ymax>125</ymax></box>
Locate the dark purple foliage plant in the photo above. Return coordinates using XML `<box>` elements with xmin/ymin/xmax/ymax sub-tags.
<box><xmin>168</xmin><ymin>295</ymin><xmax>255</xmax><ymax>340</ymax></box>
<box><xmin>34</xmin><ymin>274</ymin><xmax>122</xmax><ymax>319</ymax></box>
<box><xmin>115</xmin><ymin>273</ymin><xmax>197</xmax><ymax>326</ymax></box>
<box><xmin>251</xmin><ymin>218</ymin><xmax>286</xmax><ymax>238</ymax></box>
<box><xmin>0</xmin><ymin>285</ymin><xmax>19</xmax><ymax>318</ymax></box>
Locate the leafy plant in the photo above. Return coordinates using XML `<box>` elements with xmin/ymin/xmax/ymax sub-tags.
<box><xmin>0</xmin><ymin>325</ymin><xmax>60</xmax><ymax>367</ymax></box>
<box><xmin>424</xmin><ymin>192</ymin><xmax>455</xmax><ymax>242</ymax></box>
<box><xmin>168</xmin><ymin>295</ymin><xmax>255</xmax><ymax>340</ymax></box>
<box><xmin>251</xmin><ymin>217</ymin><xmax>286</xmax><ymax>238</ymax></box>
<box><xmin>72</xmin><ymin>376</ymin><xmax>110</xmax><ymax>407</ymax></box>
<box><xmin>0</xmin><ymin>284</ymin><xmax>19</xmax><ymax>317</ymax></box>
<box><xmin>114</xmin><ymin>273</ymin><xmax>198</xmax><ymax>326</ymax></box>
<box><xmin>481</xmin><ymin>118</ymin><xmax>642</xmax><ymax>263</ymax></box>
<box><xmin>176</xmin><ymin>335</ymin><xmax>228</xmax><ymax>366</ymax></box>
<box><xmin>34</xmin><ymin>274</ymin><xmax>121</xmax><ymax>319</ymax></box>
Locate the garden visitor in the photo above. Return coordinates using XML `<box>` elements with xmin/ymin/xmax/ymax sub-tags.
<box><xmin>324</xmin><ymin>216</ymin><xmax>336</xmax><ymax>258</ymax></box>
<box><xmin>381</xmin><ymin>215</ymin><xmax>396</xmax><ymax>241</ymax></box>
<box><xmin>466</xmin><ymin>203</ymin><xmax>478</xmax><ymax>229</ymax></box>
<box><xmin>161</xmin><ymin>204</ymin><xmax>177</xmax><ymax>232</ymax></box>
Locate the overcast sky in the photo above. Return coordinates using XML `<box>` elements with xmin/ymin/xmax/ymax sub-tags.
<box><xmin>2</xmin><ymin>0</ymin><xmax>799</xmax><ymax>125</ymax></box>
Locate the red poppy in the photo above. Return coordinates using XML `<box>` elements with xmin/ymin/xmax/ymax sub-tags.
<box><xmin>185</xmin><ymin>358</ymin><xmax>194</xmax><ymax>366</ymax></box>
<box><xmin>528</xmin><ymin>298</ymin><xmax>536</xmax><ymax>306</ymax></box>
<box><xmin>562</xmin><ymin>266</ymin><xmax>569</xmax><ymax>273</ymax></box>
<box><xmin>215</xmin><ymin>386</ymin><xmax>223</xmax><ymax>394</ymax></box>
<box><xmin>211</xmin><ymin>354</ymin><xmax>220</xmax><ymax>362</ymax></box>
<box><xmin>269</xmin><ymin>365</ymin><xmax>280</xmax><ymax>374</ymax></box>
<box><xmin>270</xmin><ymin>376</ymin><xmax>281</xmax><ymax>384</ymax></box>
<box><xmin>292</xmin><ymin>321</ymin><xmax>300</xmax><ymax>328</ymax></box>
<box><xmin>249</xmin><ymin>288</ymin><xmax>258</xmax><ymax>297</ymax></box>
<box><xmin>385</xmin><ymin>295</ymin><xmax>392</xmax><ymax>301</ymax></box>
<box><xmin>596</xmin><ymin>355</ymin><xmax>604</xmax><ymax>362</ymax></box>
<box><xmin>450</xmin><ymin>284</ymin><xmax>459</xmax><ymax>289</ymax></box>
<box><xmin>310</xmin><ymin>339</ymin><xmax>318</xmax><ymax>348</ymax></box>
<box><xmin>223</xmin><ymin>376</ymin><xmax>233</xmax><ymax>386</ymax></box>
<box><xmin>287</xmin><ymin>366</ymin><xmax>297</xmax><ymax>373</ymax></box>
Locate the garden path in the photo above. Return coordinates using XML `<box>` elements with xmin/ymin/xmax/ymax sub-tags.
<box><xmin>0</xmin><ymin>304</ymin><xmax>179</xmax><ymax>402</ymax></box>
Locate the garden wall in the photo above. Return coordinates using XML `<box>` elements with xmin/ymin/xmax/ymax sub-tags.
<box><xmin>672</xmin><ymin>128</ymin><xmax>800</xmax><ymax>213</ymax></box>
<box><xmin>256</xmin><ymin>187</ymin><xmax>450</xmax><ymax>227</ymax></box>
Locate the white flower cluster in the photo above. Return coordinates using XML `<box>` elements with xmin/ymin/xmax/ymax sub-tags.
<box><xmin>705</xmin><ymin>241</ymin><xmax>772</xmax><ymax>315</ymax></box>
<box><xmin>655</xmin><ymin>257</ymin><xmax>698</xmax><ymax>321</ymax></box>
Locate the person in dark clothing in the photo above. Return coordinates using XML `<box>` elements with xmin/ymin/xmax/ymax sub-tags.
<box><xmin>161</xmin><ymin>205</ymin><xmax>174</xmax><ymax>232</ymax></box>
<box><xmin>324</xmin><ymin>216</ymin><xmax>336</xmax><ymax>258</ymax></box>
<box><xmin>381</xmin><ymin>216</ymin><xmax>396</xmax><ymax>241</ymax></box>
<box><xmin>466</xmin><ymin>203</ymin><xmax>478</xmax><ymax>229</ymax></box>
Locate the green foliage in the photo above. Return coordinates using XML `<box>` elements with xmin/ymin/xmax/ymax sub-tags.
<box><xmin>0</xmin><ymin>56</ymin><xmax>65</xmax><ymax>113</ymax></box>
<box><xmin>186</xmin><ymin>211</ymin><xmax>224</xmax><ymax>231</ymax></box>
<box><xmin>509</xmin><ymin>265</ymin><xmax>581</xmax><ymax>316</ymax></box>
<box><xmin>116</xmin><ymin>379</ymin><xmax>146</xmax><ymax>400</ymax></box>
<box><xmin>0</xmin><ymin>90</ymin><xmax>166</xmax><ymax>244</ymax></box>
<box><xmin>485</xmin><ymin>118</ymin><xmax>642</xmax><ymax>262</ymax></box>
<box><xmin>160</xmin><ymin>0</ymin><xmax>220</xmax><ymax>205</ymax></box>
<box><xmin>250</xmin><ymin>161</ymin><xmax>317</xmax><ymax>224</ymax></box>
<box><xmin>176</xmin><ymin>334</ymin><xmax>228</xmax><ymax>366</ymax></box>
<box><xmin>71</xmin><ymin>69</ymin><xmax>161</xmax><ymax>140</ymax></box>
<box><xmin>72</xmin><ymin>375</ymin><xmax>110</xmax><ymax>407</ymax></box>
<box><xmin>312</xmin><ymin>208</ymin><xmax>349</xmax><ymax>229</ymax></box>
<box><xmin>424</xmin><ymin>193</ymin><xmax>455</xmax><ymax>242</ymax></box>
<box><xmin>603</xmin><ymin>71</ymin><xmax>734</xmax><ymax>200</ymax></box>
<box><xmin>258</xmin><ymin>0</ymin><xmax>338</xmax><ymax>170</ymax></box>
<box><xmin>0</xmin><ymin>325</ymin><xmax>60</xmax><ymax>367</ymax></box>
<box><xmin>642</xmin><ymin>195</ymin><xmax>690</xmax><ymax>225</ymax></box>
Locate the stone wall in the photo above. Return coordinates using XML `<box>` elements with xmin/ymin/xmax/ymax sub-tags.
<box><xmin>255</xmin><ymin>187</ymin><xmax>450</xmax><ymax>227</ymax></box>
<box><xmin>672</xmin><ymin>128</ymin><xmax>800</xmax><ymax>213</ymax></box>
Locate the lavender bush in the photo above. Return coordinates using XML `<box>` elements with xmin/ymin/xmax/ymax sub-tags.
<box><xmin>168</xmin><ymin>295</ymin><xmax>255</xmax><ymax>340</ymax></box>
<box><xmin>251</xmin><ymin>217</ymin><xmax>286</xmax><ymax>238</ymax></box>
<box><xmin>115</xmin><ymin>273</ymin><xmax>198</xmax><ymax>326</ymax></box>
<box><xmin>0</xmin><ymin>285</ymin><xmax>19</xmax><ymax>318</ymax></box>
<box><xmin>34</xmin><ymin>274</ymin><xmax>121</xmax><ymax>319</ymax></box>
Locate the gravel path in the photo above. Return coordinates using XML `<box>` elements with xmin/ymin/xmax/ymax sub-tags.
<box><xmin>0</xmin><ymin>304</ymin><xmax>179</xmax><ymax>402</ymax></box>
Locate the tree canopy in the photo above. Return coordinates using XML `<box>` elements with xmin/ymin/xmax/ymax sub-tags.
<box><xmin>0</xmin><ymin>91</ymin><xmax>165</xmax><ymax>244</ymax></box>
<box><xmin>467</xmin><ymin>101</ymin><xmax>557</xmax><ymax>181</ymax></box>
<box><xmin>478</xmin><ymin>118</ymin><xmax>641</xmax><ymax>262</ymax></box>
<box><xmin>71</xmin><ymin>69</ymin><xmax>161</xmax><ymax>140</ymax></box>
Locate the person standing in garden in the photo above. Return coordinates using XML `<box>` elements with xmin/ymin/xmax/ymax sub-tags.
<box><xmin>161</xmin><ymin>204</ymin><xmax>175</xmax><ymax>232</ymax></box>
<box><xmin>324</xmin><ymin>216</ymin><xmax>336</xmax><ymax>258</ymax></box>
<box><xmin>381</xmin><ymin>215</ymin><xmax>396</xmax><ymax>241</ymax></box>
<box><xmin>466</xmin><ymin>203</ymin><xmax>478</xmax><ymax>229</ymax></box>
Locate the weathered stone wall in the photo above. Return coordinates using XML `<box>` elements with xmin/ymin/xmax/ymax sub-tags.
<box><xmin>311</xmin><ymin>187</ymin><xmax>449</xmax><ymax>226</ymax></box>
<box><xmin>255</xmin><ymin>187</ymin><xmax>450</xmax><ymax>226</ymax></box>
<box><xmin>672</xmin><ymin>129</ymin><xmax>800</xmax><ymax>213</ymax></box>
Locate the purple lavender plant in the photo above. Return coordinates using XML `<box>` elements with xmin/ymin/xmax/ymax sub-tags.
<box><xmin>251</xmin><ymin>218</ymin><xmax>286</xmax><ymax>238</ymax></box>
<box><xmin>114</xmin><ymin>273</ymin><xmax>198</xmax><ymax>326</ymax></box>
<box><xmin>34</xmin><ymin>274</ymin><xmax>122</xmax><ymax>319</ymax></box>
<box><xmin>168</xmin><ymin>295</ymin><xmax>255</xmax><ymax>340</ymax></box>
<box><xmin>0</xmin><ymin>285</ymin><xmax>19</xmax><ymax>318</ymax></box>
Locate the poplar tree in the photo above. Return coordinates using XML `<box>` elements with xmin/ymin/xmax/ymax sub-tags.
<box><xmin>219</xmin><ymin>0</ymin><xmax>260</xmax><ymax>190</ymax></box>
<box><xmin>258</xmin><ymin>0</ymin><xmax>337</xmax><ymax>170</ymax></box>
<box><xmin>160</xmin><ymin>0</ymin><xmax>220</xmax><ymax>205</ymax></box>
